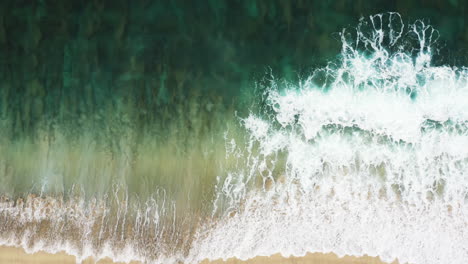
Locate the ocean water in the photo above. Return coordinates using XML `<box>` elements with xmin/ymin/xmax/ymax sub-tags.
<box><xmin>1</xmin><ymin>13</ymin><xmax>468</xmax><ymax>264</ymax></box>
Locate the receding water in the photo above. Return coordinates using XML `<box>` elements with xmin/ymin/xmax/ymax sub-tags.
<box><xmin>1</xmin><ymin>13</ymin><xmax>468</xmax><ymax>264</ymax></box>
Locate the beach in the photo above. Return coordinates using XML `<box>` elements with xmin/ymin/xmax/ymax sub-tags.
<box><xmin>0</xmin><ymin>246</ymin><xmax>396</xmax><ymax>264</ymax></box>
<box><xmin>0</xmin><ymin>4</ymin><xmax>466</xmax><ymax>264</ymax></box>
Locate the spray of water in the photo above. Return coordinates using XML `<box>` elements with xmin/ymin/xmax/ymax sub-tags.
<box><xmin>189</xmin><ymin>13</ymin><xmax>468</xmax><ymax>264</ymax></box>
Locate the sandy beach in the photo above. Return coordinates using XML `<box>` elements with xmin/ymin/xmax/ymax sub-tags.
<box><xmin>0</xmin><ymin>246</ymin><xmax>397</xmax><ymax>264</ymax></box>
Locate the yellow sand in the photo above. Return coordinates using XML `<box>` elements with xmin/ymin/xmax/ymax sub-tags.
<box><xmin>0</xmin><ymin>246</ymin><xmax>398</xmax><ymax>264</ymax></box>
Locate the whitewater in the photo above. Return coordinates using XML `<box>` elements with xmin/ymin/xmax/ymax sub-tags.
<box><xmin>1</xmin><ymin>13</ymin><xmax>468</xmax><ymax>264</ymax></box>
<box><xmin>189</xmin><ymin>13</ymin><xmax>468</xmax><ymax>264</ymax></box>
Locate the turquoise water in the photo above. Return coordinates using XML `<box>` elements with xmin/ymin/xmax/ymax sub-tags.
<box><xmin>0</xmin><ymin>8</ymin><xmax>468</xmax><ymax>264</ymax></box>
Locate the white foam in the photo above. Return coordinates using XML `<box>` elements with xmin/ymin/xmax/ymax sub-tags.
<box><xmin>2</xmin><ymin>13</ymin><xmax>468</xmax><ymax>264</ymax></box>
<box><xmin>189</xmin><ymin>13</ymin><xmax>468</xmax><ymax>264</ymax></box>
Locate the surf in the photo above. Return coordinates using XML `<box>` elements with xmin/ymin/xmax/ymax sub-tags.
<box><xmin>1</xmin><ymin>13</ymin><xmax>467</xmax><ymax>264</ymax></box>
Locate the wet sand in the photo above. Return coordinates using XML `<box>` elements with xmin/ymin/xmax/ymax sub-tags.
<box><xmin>0</xmin><ymin>246</ymin><xmax>140</xmax><ymax>264</ymax></box>
<box><xmin>0</xmin><ymin>246</ymin><xmax>398</xmax><ymax>264</ymax></box>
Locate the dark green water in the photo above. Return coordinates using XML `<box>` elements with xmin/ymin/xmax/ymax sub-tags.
<box><xmin>0</xmin><ymin>1</ymin><xmax>468</xmax><ymax>263</ymax></box>
<box><xmin>1</xmin><ymin>1</ymin><xmax>468</xmax><ymax>131</ymax></box>
<box><xmin>0</xmin><ymin>0</ymin><xmax>467</xmax><ymax>197</ymax></box>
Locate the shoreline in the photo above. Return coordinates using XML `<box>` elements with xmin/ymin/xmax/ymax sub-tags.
<box><xmin>0</xmin><ymin>246</ymin><xmax>398</xmax><ymax>264</ymax></box>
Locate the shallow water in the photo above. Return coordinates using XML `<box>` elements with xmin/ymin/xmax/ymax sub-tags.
<box><xmin>1</xmin><ymin>13</ymin><xmax>468</xmax><ymax>264</ymax></box>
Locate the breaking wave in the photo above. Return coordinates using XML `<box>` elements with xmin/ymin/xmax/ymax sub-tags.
<box><xmin>1</xmin><ymin>13</ymin><xmax>468</xmax><ymax>264</ymax></box>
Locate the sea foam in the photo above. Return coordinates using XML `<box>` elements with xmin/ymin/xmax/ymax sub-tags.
<box><xmin>1</xmin><ymin>13</ymin><xmax>467</xmax><ymax>264</ymax></box>
<box><xmin>189</xmin><ymin>13</ymin><xmax>468</xmax><ymax>264</ymax></box>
